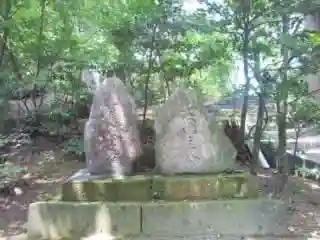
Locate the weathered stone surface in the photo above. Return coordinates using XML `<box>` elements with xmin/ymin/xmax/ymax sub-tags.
<box><xmin>62</xmin><ymin>173</ymin><xmax>260</xmax><ymax>202</ymax></box>
<box><xmin>62</xmin><ymin>175</ymin><xmax>153</xmax><ymax>202</ymax></box>
<box><xmin>141</xmin><ymin>200</ymin><xmax>289</xmax><ymax>237</ymax></box>
<box><xmin>154</xmin><ymin>88</ymin><xmax>237</xmax><ymax>175</ymax></box>
<box><xmin>27</xmin><ymin>200</ymin><xmax>290</xmax><ymax>239</ymax></box>
<box><xmin>27</xmin><ymin>202</ymin><xmax>141</xmax><ymax>240</ymax></box>
<box><xmin>101</xmin><ymin>235</ymin><xmax>302</xmax><ymax>240</ymax></box>
<box><xmin>84</xmin><ymin>77</ymin><xmax>142</xmax><ymax>176</ymax></box>
<box><xmin>152</xmin><ymin>172</ymin><xmax>260</xmax><ymax>201</ymax></box>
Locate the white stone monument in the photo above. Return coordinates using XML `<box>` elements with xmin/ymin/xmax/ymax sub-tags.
<box><xmin>154</xmin><ymin>88</ymin><xmax>237</xmax><ymax>175</ymax></box>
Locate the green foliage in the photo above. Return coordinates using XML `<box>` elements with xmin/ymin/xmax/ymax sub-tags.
<box><xmin>288</xmin><ymin>98</ymin><xmax>320</xmax><ymax>128</ymax></box>
<box><xmin>309</xmin><ymin>32</ymin><xmax>320</xmax><ymax>46</ymax></box>
<box><xmin>0</xmin><ymin>0</ymin><xmax>234</xmax><ymax>119</ymax></box>
<box><xmin>0</xmin><ymin>0</ymin><xmax>319</xmax><ymax>178</ymax></box>
<box><xmin>63</xmin><ymin>137</ymin><xmax>84</xmax><ymax>159</ymax></box>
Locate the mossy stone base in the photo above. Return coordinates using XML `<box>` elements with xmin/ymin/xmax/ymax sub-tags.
<box><xmin>62</xmin><ymin>176</ymin><xmax>153</xmax><ymax>202</ymax></box>
<box><xmin>61</xmin><ymin>172</ymin><xmax>261</xmax><ymax>202</ymax></box>
<box><xmin>27</xmin><ymin>200</ymin><xmax>289</xmax><ymax>240</ymax></box>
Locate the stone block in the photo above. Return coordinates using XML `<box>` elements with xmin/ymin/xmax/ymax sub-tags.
<box><xmin>62</xmin><ymin>175</ymin><xmax>153</xmax><ymax>202</ymax></box>
<box><xmin>27</xmin><ymin>202</ymin><xmax>141</xmax><ymax>240</ymax></box>
<box><xmin>152</xmin><ymin>172</ymin><xmax>260</xmax><ymax>201</ymax></box>
<box><xmin>108</xmin><ymin>234</ymin><xmax>300</xmax><ymax>240</ymax></box>
<box><xmin>27</xmin><ymin>200</ymin><xmax>293</xmax><ymax>239</ymax></box>
<box><xmin>62</xmin><ymin>173</ymin><xmax>260</xmax><ymax>202</ymax></box>
<box><xmin>115</xmin><ymin>176</ymin><xmax>153</xmax><ymax>201</ymax></box>
<box><xmin>141</xmin><ymin>200</ymin><xmax>289</xmax><ymax>237</ymax></box>
<box><xmin>61</xmin><ymin>179</ymin><xmax>118</xmax><ymax>201</ymax></box>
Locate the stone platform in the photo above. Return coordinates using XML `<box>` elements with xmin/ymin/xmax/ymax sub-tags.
<box><xmin>27</xmin><ymin>173</ymin><xmax>292</xmax><ymax>239</ymax></box>
<box><xmin>61</xmin><ymin>172</ymin><xmax>260</xmax><ymax>201</ymax></box>
<box><xmin>27</xmin><ymin>200</ymin><xmax>290</xmax><ymax>240</ymax></box>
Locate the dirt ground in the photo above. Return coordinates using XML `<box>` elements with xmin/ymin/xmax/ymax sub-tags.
<box><xmin>0</xmin><ymin>145</ymin><xmax>320</xmax><ymax>239</ymax></box>
<box><xmin>0</xmin><ymin>139</ymin><xmax>86</xmax><ymax>240</ymax></box>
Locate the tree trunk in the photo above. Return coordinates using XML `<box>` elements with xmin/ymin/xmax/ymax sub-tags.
<box><xmin>275</xmin><ymin>14</ymin><xmax>290</xmax><ymax>196</ymax></box>
<box><xmin>250</xmin><ymin>37</ymin><xmax>264</xmax><ymax>175</ymax></box>
<box><xmin>251</xmin><ymin>94</ymin><xmax>264</xmax><ymax>174</ymax></box>
<box><xmin>142</xmin><ymin>25</ymin><xmax>157</xmax><ymax>126</ymax></box>
<box><xmin>240</xmin><ymin>22</ymin><xmax>250</xmax><ymax>139</ymax></box>
<box><xmin>293</xmin><ymin>126</ymin><xmax>301</xmax><ymax>156</ymax></box>
<box><xmin>0</xmin><ymin>0</ymin><xmax>11</xmax><ymax>68</ymax></box>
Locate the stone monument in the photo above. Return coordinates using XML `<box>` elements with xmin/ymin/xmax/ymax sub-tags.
<box><xmin>27</xmin><ymin>87</ymin><xmax>289</xmax><ymax>240</ymax></box>
<box><xmin>84</xmin><ymin>76</ymin><xmax>142</xmax><ymax>177</ymax></box>
<box><xmin>154</xmin><ymin>88</ymin><xmax>237</xmax><ymax>175</ymax></box>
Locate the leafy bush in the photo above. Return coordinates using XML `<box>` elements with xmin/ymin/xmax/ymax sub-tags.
<box><xmin>63</xmin><ymin>137</ymin><xmax>85</xmax><ymax>161</ymax></box>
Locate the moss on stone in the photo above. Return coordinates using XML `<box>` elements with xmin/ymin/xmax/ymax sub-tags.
<box><xmin>152</xmin><ymin>172</ymin><xmax>260</xmax><ymax>200</ymax></box>
<box><xmin>114</xmin><ymin>175</ymin><xmax>153</xmax><ymax>201</ymax></box>
<box><xmin>61</xmin><ymin>172</ymin><xmax>261</xmax><ymax>202</ymax></box>
<box><xmin>62</xmin><ymin>175</ymin><xmax>153</xmax><ymax>202</ymax></box>
<box><xmin>27</xmin><ymin>201</ymin><xmax>142</xmax><ymax>239</ymax></box>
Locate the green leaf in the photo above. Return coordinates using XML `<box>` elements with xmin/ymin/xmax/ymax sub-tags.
<box><xmin>309</xmin><ymin>32</ymin><xmax>320</xmax><ymax>46</ymax></box>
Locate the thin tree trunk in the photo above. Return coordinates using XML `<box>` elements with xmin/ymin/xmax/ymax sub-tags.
<box><xmin>0</xmin><ymin>28</ymin><xmax>9</xmax><ymax>68</ymax></box>
<box><xmin>240</xmin><ymin>33</ymin><xmax>250</xmax><ymax>137</ymax></box>
<box><xmin>36</xmin><ymin>0</ymin><xmax>46</xmax><ymax>77</ymax></box>
<box><xmin>251</xmin><ymin>94</ymin><xmax>264</xmax><ymax>174</ymax></box>
<box><xmin>240</xmin><ymin>6</ymin><xmax>251</xmax><ymax>143</ymax></box>
<box><xmin>31</xmin><ymin>0</ymin><xmax>47</xmax><ymax>115</ymax></box>
<box><xmin>250</xmin><ymin>36</ymin><xmax>264</xmax><ymax>175</ymax></box>
<box><xmin>142</xmin><ymin>25</ymin><xmax>157</xmax><ymax>126</ymax></box>
<box><xmin>165</xmin><ymin>77</ymin><xmax>171</xmax><ymax>96</ymax></box>
<box><xmin>0</xmin><ymin>0</ymin><xmax>11</xmax><ymax>68</ymax></box>
<box><xmin>293</xmin><ymin>126</ymin><xmax>300</xmax><ymax>156</ymax></box>
<box><xmin>275</xmin><ymin>14</ymin><xmax>290</xmax><ymax>195</ymax></box>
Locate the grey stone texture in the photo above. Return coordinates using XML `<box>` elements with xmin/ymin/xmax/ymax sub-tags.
<box><xmin>154</xmin><ymin>88</ymin><xmax>237</xmax><ymax>175</ymax></box>
<box><xmin>84</xmin><ymin>77</ymin><xmax>142</xmax><ymax>176</ymax></box>
<box><xmin>27</xmin><ymin>199</ymin><xmax>291</xmax><ymax>240</ymax></box>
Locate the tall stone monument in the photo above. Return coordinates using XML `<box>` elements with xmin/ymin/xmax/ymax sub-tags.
<box><xmin>154</xmin><ymin>88</ymin><xmax>237</xmax><ymax>175</ymax></box>
<box><xmin>84</xmin><ymin>76</ymin><xmax>142</xmax><ymax>177</ymax></box>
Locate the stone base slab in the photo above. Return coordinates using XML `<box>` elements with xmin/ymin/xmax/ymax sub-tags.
<box><xmin>78</xmin><ymin>234</ymin><xmax>303</xmax><ymax>240</ymax></box>
<box><xmin>62</xmin><ymin>172</ymin><xmax>261</xmax><ymax>202</ymax></box>
<box><xmin>27</xmin><ymin>199</ymin><xmax>291</xmax><ymax>240</ymax></box>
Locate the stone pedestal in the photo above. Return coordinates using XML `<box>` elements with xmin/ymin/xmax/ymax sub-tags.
<box><xmin>27</xmin><ymin>173</ymin><xmax>293</xmax><ymax>240</ymax></box>
<box><xmin>61</xmin><ymin>172</ymin><xmax>260</xmax><ymax>202</ymax></box>
<box><xmin>27</xmin><ymin>199</ymin><xmax>290</xmax><ymax>240</ymax></box>
<box><xmin>27</xmin><ymin>87</ymin><xmax>293</xmax><ymax>239</ymax></box>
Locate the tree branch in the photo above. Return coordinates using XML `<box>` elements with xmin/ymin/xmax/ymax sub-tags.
<box><xmin>36</xmin><ymin>0</ymin><xmax>47</xmax><ymax>77</ymax></box>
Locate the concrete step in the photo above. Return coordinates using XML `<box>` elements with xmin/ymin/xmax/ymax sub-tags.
<box><xmin>62</xmin><ymin>172</ymin><xmax>261</xmax><ymax>202</ymax></box>
<box><xmin>27</xmin><ymin>199</ymin><xmax>291</xmax><ymax>240</ymax></box>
